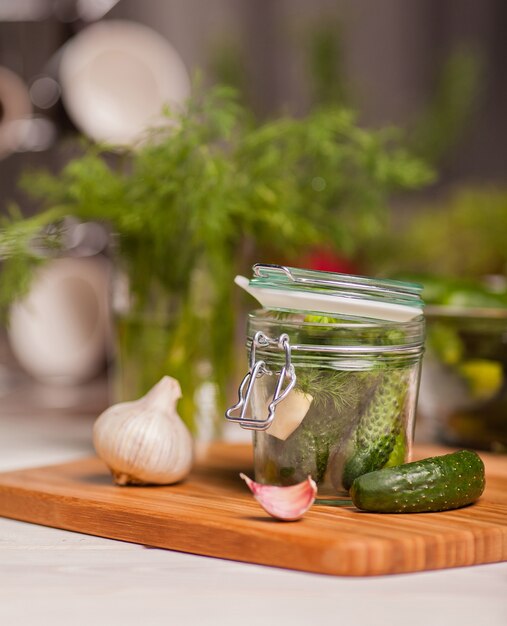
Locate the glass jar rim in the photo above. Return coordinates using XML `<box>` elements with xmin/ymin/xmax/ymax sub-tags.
<box><xmin>247</xmin><ymin>309</ymin><xmax>425</xmax><ymax>358</ymax></box>
<box><xmin>247</xmin><ymin>309</ymin><xmax>425</xmax><ymax>330</ymax></box>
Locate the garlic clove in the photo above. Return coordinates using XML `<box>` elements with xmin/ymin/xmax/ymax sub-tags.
<box><xmin>93</xmin><ymin>375</ymin><xmax>193</xmax><ymax>486</ymax></box>
<box><xmin>240</xmin><ymin>473</ymin><xmax>317</xmax><ymax>521</ymax></box>
<box><xmin>264</xmin><ymin>390</ymin><xmax>313</xmax><ymax>440</ymax></box>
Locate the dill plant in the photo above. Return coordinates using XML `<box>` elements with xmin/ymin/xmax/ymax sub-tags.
<box><xmin>0</xmin><ymin>85</ymin><xmax>433</xmax><ymax>430</ymax></box>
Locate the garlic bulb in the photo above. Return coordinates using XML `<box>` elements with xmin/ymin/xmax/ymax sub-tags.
<box><xmin>93</xmin><ymin>376</ymin><xmax>193</xmax><ymax>485</ymax></box>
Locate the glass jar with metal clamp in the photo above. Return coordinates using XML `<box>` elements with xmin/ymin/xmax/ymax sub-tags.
<box><xmin>226</xmin><ymin>264</ymin><xmax>426</xmax><ymax>499</ymax></box>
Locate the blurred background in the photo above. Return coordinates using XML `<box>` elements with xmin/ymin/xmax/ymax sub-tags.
<box><xmin>0</xmin><ymin>0</ymin><xmax>506</xmax><ymax>452</ymax></box>
<box><xmin>1</xmin><ymin>0</ymin><xmax>506</xmax><ymax>195</ymax></box>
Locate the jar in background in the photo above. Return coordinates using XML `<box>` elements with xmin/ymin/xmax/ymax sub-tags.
<box><xmin>418</xmin><ymin>306</ymin><xmax>507</xmax><ymax>452</ymax></box>
<box><xmin>226</xmin><ymin>265</ymin><xmax>425</xmax><ymax>498</ymax></box>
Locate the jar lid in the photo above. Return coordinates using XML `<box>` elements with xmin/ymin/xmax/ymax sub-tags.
<box><xmin>235</xmin><ymin>264</ymin><xmax>424</xmax><ymax>322</ymax></box>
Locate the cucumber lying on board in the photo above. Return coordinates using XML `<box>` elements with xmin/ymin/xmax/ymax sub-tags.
<box><xmin>350</xmin><ymin>450</ymin><xmax>485</xmax><ymax>513</ymax></box>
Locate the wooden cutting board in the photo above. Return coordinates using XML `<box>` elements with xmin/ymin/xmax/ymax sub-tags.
<box><xmin>0</xmin><ymin>443</ymin><xmax>506</xmax><ymax>577</ymax></box>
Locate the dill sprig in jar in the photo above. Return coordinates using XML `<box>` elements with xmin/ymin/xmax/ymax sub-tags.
<box><xmin>226</xmin><ymin>264</ymin><xmax>425</xmax><ymax>499</ymax></box>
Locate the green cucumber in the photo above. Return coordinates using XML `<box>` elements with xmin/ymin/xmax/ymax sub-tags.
<box><xmin>341</xmin><ymin>370</ymin><xmax>407</xmax><ymax>490</ymax></box>
<box><xmin>350</xmin><ymin>450</ymin><xmax>485</xmax><ymax>513</ymax></box>
<box><xmin>384</xmin><ymin>432</ymin><xmax>407</xmax><ymax>468</ymax></box>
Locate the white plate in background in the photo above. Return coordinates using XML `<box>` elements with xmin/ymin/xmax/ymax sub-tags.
<box><xmin>59</xmin><ymin>20</ymin><xmax>191</xmax><ymax>146</ymax></box>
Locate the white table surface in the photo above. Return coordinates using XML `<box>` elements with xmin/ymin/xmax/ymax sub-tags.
<box><xmin>1</xmin><ymin>384</ymin><xmax>506</xmax><ymax>626</ymax></box>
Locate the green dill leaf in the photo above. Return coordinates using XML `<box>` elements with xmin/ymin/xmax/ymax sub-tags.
<box><xmin>296</xmin><ymin>367</ymin><xmax>361</xmax><ymax>412</ymax></box>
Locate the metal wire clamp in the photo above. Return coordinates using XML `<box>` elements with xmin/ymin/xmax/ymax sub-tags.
<box><xmin>225</xmin><ymin>331</ymin><xmax>296</xmax><ymax>430</ymax></box>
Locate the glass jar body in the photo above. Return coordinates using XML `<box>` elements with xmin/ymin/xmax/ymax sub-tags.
<box><xmin>247</xmin><ymin>310</ymin><xmax>425</xmax><ymax>496</ymax></box>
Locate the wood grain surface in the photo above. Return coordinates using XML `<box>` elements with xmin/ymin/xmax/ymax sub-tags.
<box><xmin>0</xmin><ymin>443</ymin><xmax>505</xmax><ymax>577</ymax></box>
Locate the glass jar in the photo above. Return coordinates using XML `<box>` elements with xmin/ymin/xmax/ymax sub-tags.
<box><xmin>418</xmin><ymin>306</ymin><xmax>507</xmax><ymax>452</ymax></box>
<box><xmin>226</xmin><ymin>265</ymin><xmax>425</xmax><ymax>499</ymax></box>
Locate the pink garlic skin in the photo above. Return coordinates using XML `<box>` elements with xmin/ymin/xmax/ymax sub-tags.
<box><xmin>240</xmin><ymin>473</ymin><xmax>317</xmax><ymax>521</ymax></box>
